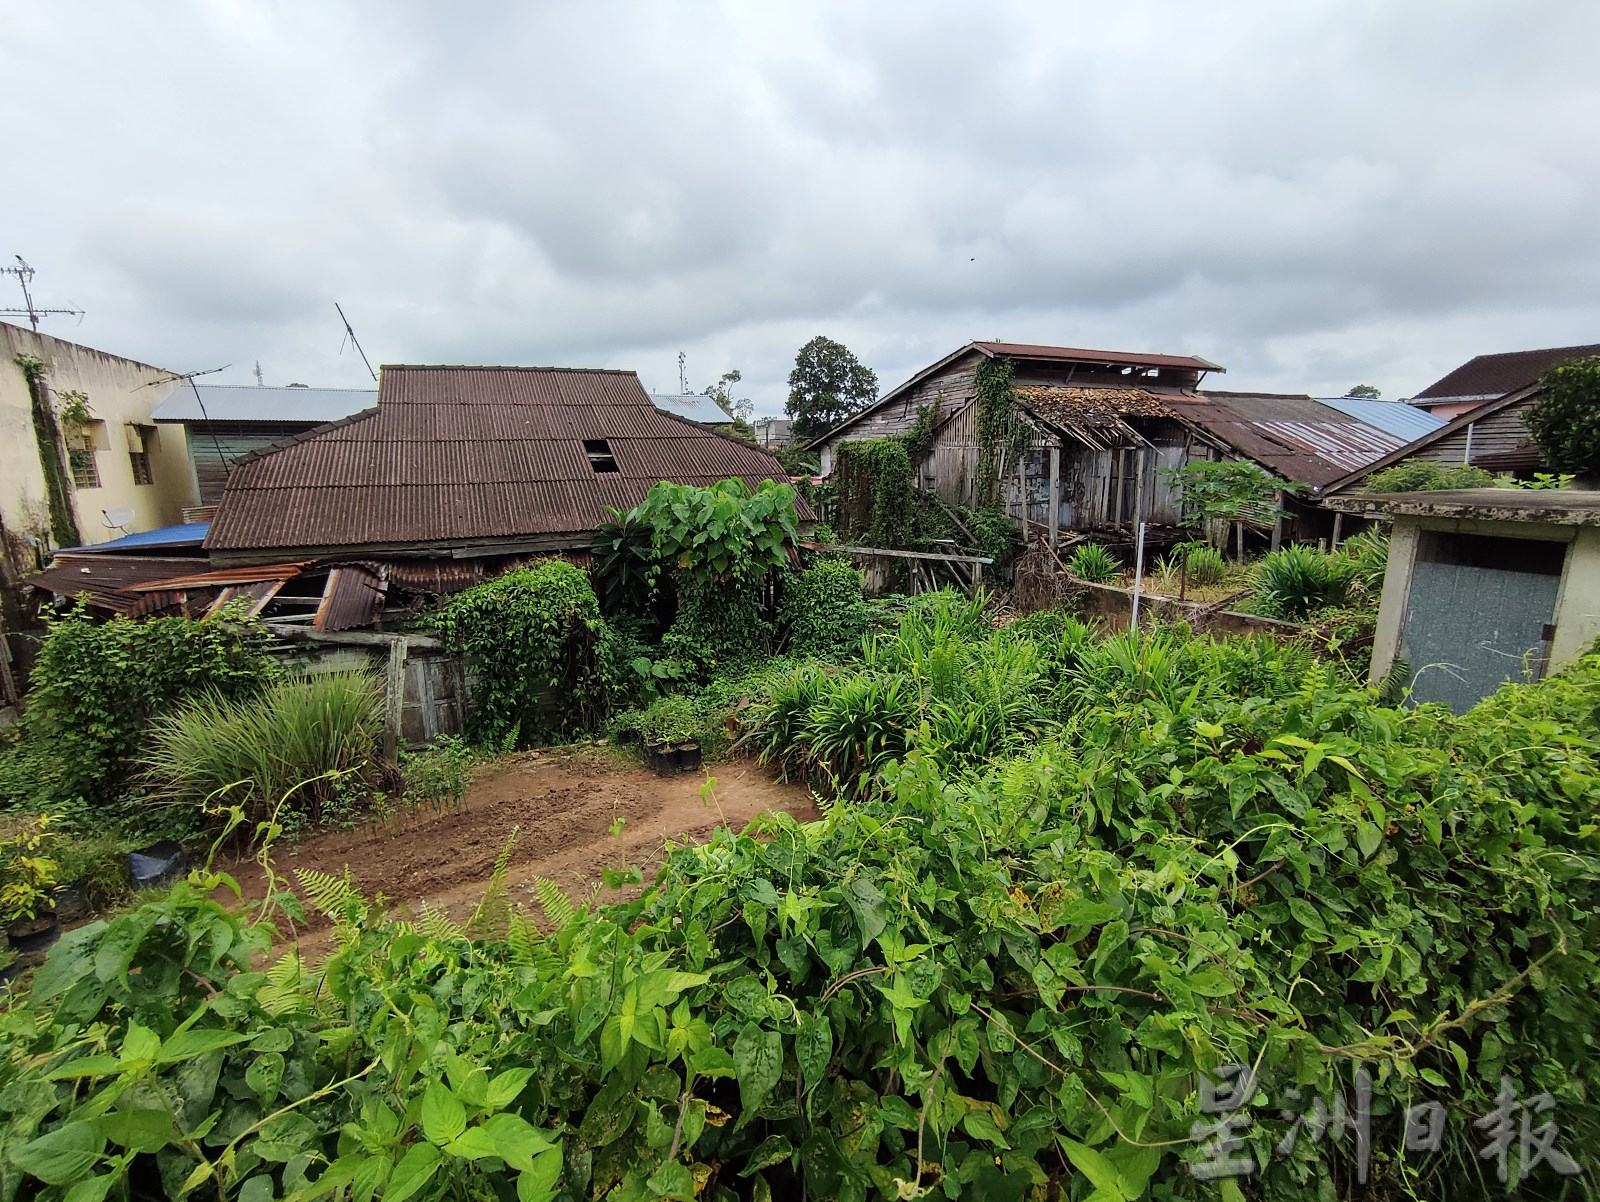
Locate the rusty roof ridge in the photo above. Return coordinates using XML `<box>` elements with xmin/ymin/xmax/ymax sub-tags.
<box><xmin>379</xmin><ymin>364</ymin><xmax>640</xmax><ymax>375</ymax></box>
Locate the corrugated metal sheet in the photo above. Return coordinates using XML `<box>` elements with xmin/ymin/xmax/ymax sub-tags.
<box><xmin>1177</xmin><ymin>393</ymin><xmax>1406</xmax><ymax>488</ymax></box>
<box><xmin>1316</xmin><ymin>395</ymin><xmax>1444</xmax><ymax>442</ymax></box>
<box><xmin>377</xmin><ymin>560</ymin><xmax>484</xmax><ymax>594</ymax></box>
<box><xmin>974</xmin><ymin>342</ymin><xmax>1223</xmax><ymax>373</ymax></box>
<box><xmin>151</xmin><ymin>385</ymin><xmax>376</xmax><ymax>424</ymax></box>
<box><xmin>134</xmin><ymin>563</ymin><xmax>312</xmax><ymax>591</ymax></box>
<box><xmin>315</xmin><ymin>567</ymin><xmax>386</xmax><ymax>632</ymax></box>
<box><xmin>58</xmin><ymin>523</ymin><xmax>208</xmax><ymax>553</ymax></box>
<box><xmin>26</xmin><ymin>555</ymin><xmax>207</xmax><ymax>613</ymax></box>
<box><xmin>650</xmin><ymin>394</ymin><xmax>729</xmax><ymax>424</ymax></box>
<box><xmin>207</xmin><ymin>366</ymin><xmax>807</xmax><ymax>553</ymax></box>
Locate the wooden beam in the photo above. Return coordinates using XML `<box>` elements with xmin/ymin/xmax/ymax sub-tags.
<box><xmin>384</xmin><ymin>636</ymin><xmax>408</xmax><ymax>761</ymax></box>
<box><xmin>1047</xmin><ymin>445</ymin><xmax>1060</xmax><ymax>548</ymax></box>
<box><xmin>805</xmin><ymin>543</ymin><xmax>993</xmax><ymax>565</ymax></box>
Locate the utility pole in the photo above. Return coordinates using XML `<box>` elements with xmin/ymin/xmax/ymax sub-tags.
<box><xmin>0</xmin><ymin>258</ymin><xmax>84</xmax><ymax>331</ymax></box>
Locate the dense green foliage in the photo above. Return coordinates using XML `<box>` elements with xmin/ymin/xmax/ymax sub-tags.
<box><xmin>0</xmin><ymin>606</ymin><xmax>278</xmax><ymax>811</ymax></box>
<box><xmin>1251</xmin><ymin>545</ymin><xmax>1358</xmax><ymax>620</ymax></box>
<box><xmin>1162</xmin><ymin>460</ymin><xmax>1283</xmax><ymax>544</ymax></box>
<box><xmin>1067</xmin><ymin>544</ymin><xmax>1121</xmax><ymax>583</ymax></box>
<box><xmin>778</xmin><ymin>559</ymin><xmax>871</xmax><ymax>658</ymax></box>
<box><xmin>1525</xmin><ymin>355</ymin><xmax>1600</xmax><ymax>476</ymax></box>
<box><xmin>834</xmin><ymin>439</ymin><xmax>913</xmax><ymax>549</ymax></box>
<box><xmin>1362</xmin><ymin>459</ymin><xmax>1497</xmax><ymax>493</ymax></box>
<box><xmin>974</xmin><ymin>358</ymin><xmax>1027</xmax><ymax>508</ymax></box>
<box><xmin>5</xmin><ymin>613</ymin><xmax>1596</xmax><ymax>1200</ymax></box>
<box><xmin>785</xmin><ymin>336</ymin><xmax>879</xmax><ymax>439</ymax></box>
<box><xmin>431</xmin><ymin>562</ymin><xmax>610</xmax><ymax>748</ymax></box>
<box><xmin>143</xmin><ymin>672</ymin><xmax>384</xmax><ymax>825</ymax></box>
<box><xmin>627</xmin><ymin>480</ymin><xmax>798</xmax><ymax>591</ymax></box>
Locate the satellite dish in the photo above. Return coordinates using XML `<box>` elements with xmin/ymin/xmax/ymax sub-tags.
<box><xmin>102</xmin><ymin>507</ymin><xmax>135</xmax><ymax>531</ymax></box>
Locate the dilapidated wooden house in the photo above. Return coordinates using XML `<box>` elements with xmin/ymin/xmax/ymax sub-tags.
<box><xmin>813</xmin><ymin>341</ymin><xmax>1407</xmax><ymax>546</ymax></box>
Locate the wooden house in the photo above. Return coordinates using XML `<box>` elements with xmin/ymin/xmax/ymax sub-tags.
<box><xmin>812</xmin><ymin>341</ymin><xmax>1407</xmax><ymax>546</ymax></box>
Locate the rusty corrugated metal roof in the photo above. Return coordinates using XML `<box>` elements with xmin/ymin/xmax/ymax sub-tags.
<box><xmin>1174</xmin><ymin>392</ymin><xmax>1407</xmax><ymax>489</ymax></box>
<box><xmin>1017</xmin><ymin>385</ymin><xmax>1178</xmax><ymax>425</ymax></box>
<box><xmin>207</xmin><ymin>366</ymin><xmax>808</xmax><ymax>554</ymax></box>
<box><xmin>26</xmin><ymin>555</ymin><xmax>207</xmax><ymax>614</ymax></box>
<box><xmin>975</xmin><ymin>342</ymin><xmax>1224</xmax><ymax>373</ymax></box>
<box><xmin>315</xmin><ymin>566</ymin><xmax>387</xmax><ymax>632</ymax></box>
<box><xmin>132</xmin><ymin>563</ymin><xmax>313</xmax><ymax>591</ymax></box>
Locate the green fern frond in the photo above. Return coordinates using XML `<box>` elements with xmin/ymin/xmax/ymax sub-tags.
<box><xmin>418</xmin><ymin>901</ymin><xmax>466</xmax><ymax>943</ymax></box>
<box><xmin>467</xmin><ymin>828</ymin><xmax>519</xmax><ymax>939</ymax></box>
<box><xmin>258</xmin><ymin>949</ymin><xmax>320</xmax><ymax>1016</ymax></box>
<box><xmin>532</xmin><ymin>876</ymin><xmax>576</xmax><ymax>930</ymax></box>
<box><xmin>295</xmin><ymin>866</ymin><xmax>365</xmax><ymax>923</ymax></box>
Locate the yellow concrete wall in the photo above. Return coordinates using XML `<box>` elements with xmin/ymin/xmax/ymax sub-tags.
<box><xmin>0</xmin><ymin>322</ymin><xmax>195</xmax><ymax>553</ymax></box>
<box><xmin>1551</xmin><ymin>526</ymin><xmax>1600</xmax><ymax>667</ymax></box>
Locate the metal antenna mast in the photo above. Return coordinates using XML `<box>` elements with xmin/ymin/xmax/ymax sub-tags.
<box><xmin>0</xmin><ymin>257</ymin><xmax>84</xmax><ymax>331</ymax></box>
<box><xmin>678</xmin><ymin>351</ymin><xmax>689</xmax><ymax>394</ymax></box>
<box><xmin>334</xmin><ymin>302</ymin><xmax>378</xmax><ymax>382</ymax></box>
<box><xmin>141</xmin><ymin>365</ymin><xmax>231</xmax><ymax>476</ymax></box>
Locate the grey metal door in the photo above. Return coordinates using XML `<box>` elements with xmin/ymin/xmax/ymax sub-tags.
<box><xmin>1399</xmin><ymin>560</ymin><xmax>1560</xmax><ymax>713</ymax></box>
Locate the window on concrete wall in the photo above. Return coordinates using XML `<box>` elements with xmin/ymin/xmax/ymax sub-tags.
<box><xmin>65</xmin><ymin>420</ymin><xmax>107</xmax><ymax>489</ymax></box>
<box><xmin>127</xmin><ymin>423</ymin><xmax>156</xmax><ymax>485</ymax></box>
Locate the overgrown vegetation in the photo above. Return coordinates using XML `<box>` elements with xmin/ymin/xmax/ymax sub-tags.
<box><xmin>0</xmin><ymin>604</ymin><xmax>279</xmax><ymax>812</ymax></box>
<box><xmin>7</xmin><ymin>601</ymin><xmax>1597</xmax><ymax>1199</ymax></box>
<box><xmin>431</xmin><ymin>561</ymin><xmax>611</xmax><ymax>748</ymax></box>
<box><xmin>1525</xmin><ymin>353</ymin><xmax>1600</xmax><ymax>477</ymax></box>
<box><xmin>1250</xmin><ymin>543</ymin><xmax>1358</xmax><ymax>620</ymax></box>
<box><xmin>142</xmin><ymin>671</ymin><xmax>384</xmax><ymax>825</ymax></box>
<box><xmin>974</xmin><ymin>357</ymin><xmax>1028</xmax><ymax>507</ymax></box>
<box><xmin>1162</xmin><ymin>459</ymin><xmax>1285</xmax><ymax>559</ymax></box>
<box><xmin>777</xmin><ymin>558</ymin><xmax>871</xmax><ymax>658</ymax></box>
<box><xmin>834</xmin><ymin>439</ymin><xmax>913</xmax><ymax>548</ymax></box>
<box><xmin>1067</xmin><ymin>542</ymin><xmax>1120</xmax><ymax>583</ymax></box>
<box><xmin>1362</xmin><ymin>458</ymin><xmax>1497</xmax><ymax>493</ymax></box>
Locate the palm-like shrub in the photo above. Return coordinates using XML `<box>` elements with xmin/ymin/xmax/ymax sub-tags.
<box><xmin>1339</xmin><ymin>528</ymin><xmax>1390</xmax><ymax>592</ymax></box>
<box><xmin>1251</xmin><ymin>545</ymin><xmax>1357</xmax><ymax>620</ymax></box>
<box><xmin>1179</xmin><ymin>542</ymin><xmax>1229</xmax><ymax>586</ymax></box>
<box><xmin>144</xmin><ymin>671</ymin><xmax>384</xmax><ymax>825</ymax></box>
<box><xmin>1068</xmin><ymin>543</ymin><xmax>1121</xmax><ymax>583</ymax></box>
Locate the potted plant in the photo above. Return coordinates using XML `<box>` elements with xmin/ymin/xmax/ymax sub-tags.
<box><xmin>641</xmin><ymin>697</ymin><xmax>701</xmax><ymax>776</ymax></box>
<box><xmin>0</xmin><ymin>814</ymin><xmax>62</xmax><ymax>953</ymax></box>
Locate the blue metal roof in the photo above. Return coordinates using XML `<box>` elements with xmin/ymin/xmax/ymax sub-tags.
<box><xmin>151</xmin><ymin>385</ymin><xmax>376</xmax><ymax>424</ymax></box>
<box><xmin>59</xmin><ymin>523</ymin><xmax>209</xmax><ymax>553</ymax></box>
<box><xmin>649</xmin><ymin>393</ymin><xmax>729</xmax><ymax>424</ymax></box>
<box><xmin>1316</xmin><ymin>395</ymin><xmax>1444</xmax><ymax>442</ymax></box>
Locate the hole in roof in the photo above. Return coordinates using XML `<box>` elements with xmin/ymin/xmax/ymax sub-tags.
<box><xmin>584</xmin><ymin>439</ymin><xmax>619</xmax><ymax>473</ymax></box>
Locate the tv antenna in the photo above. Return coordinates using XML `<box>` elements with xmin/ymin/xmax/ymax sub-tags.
<box><xmin>142</xmin><ymin>365</ymin><xmax>231</xmax><ymax>474</ymax></box>
<box><xmin>334</xmin><ymin>302</ymin><xmax>378</xmax><ymax>382</ymax></box>
<box><xmin>0</xmin><ymin>257</ymin><xmax>85</xmax><ymax>331</ymax></box>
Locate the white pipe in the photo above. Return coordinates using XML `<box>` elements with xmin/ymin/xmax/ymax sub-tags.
<box><xmin>1130</xmin><ymin>520</ymin><xmax>1147</xmax><ymax>630</ymax></box>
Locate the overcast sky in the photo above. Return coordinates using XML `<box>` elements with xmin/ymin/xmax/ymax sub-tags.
<box><xmin>4</xmin><ymin>1</ymin><xmax>1598</xmax><ymax>414</ymax></box>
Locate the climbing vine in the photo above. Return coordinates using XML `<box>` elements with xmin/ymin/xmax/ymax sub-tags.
<box><xmin>974</xmin><ymin>356</ymin><xmax>1029</xmax><ymax>506</ymax></box>
<box><xmin>15</xmin><ymin>354</ymin><xmax>80</xmax><ymax>548</ymax></box>
<box><xmin>834</xmin><ymin>438</ymin><xmax>913</xmax><ymax>548</ymax></box>
<box><xmin>430</xmin><ymin>560</ymin><xmax>611</xmax><ymax>747</ymax></box>
<box><xmin>902</xmin><ymin>404</ymin><xmax>936</xmax><ymax>461</ymax></box>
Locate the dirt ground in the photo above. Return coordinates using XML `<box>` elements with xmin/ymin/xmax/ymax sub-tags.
<box><xmin>228</xmin><ymin>748</ymin><xmax>819</xmax><ymax>956</ymax></box>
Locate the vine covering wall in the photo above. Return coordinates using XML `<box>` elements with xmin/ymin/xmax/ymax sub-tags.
<box><xmin>834</xmin><ymin>438</ymin><xmax>913</xmax><ymax>548</ymax></box>
<box><xmin>974</xmin><ymin>356</ymin><xmax>1029</xmax><ymax>507</ymax></box>
<box><xmin>15</xmin><ymin>355</ymin><xmax>80</xmax><ymax>549</ymax></box>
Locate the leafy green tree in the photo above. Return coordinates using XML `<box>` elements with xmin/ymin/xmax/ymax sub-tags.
<box><xmin>1344</xmin><ymin>384</ymin><xmax>1382</xmax><ymax>399</ymax></box>
<box><xmin>1525</xmin><ymin>355</ymin><xmax>1600</xmax><ymax>477</ymax></box>
<box><xmin>785</xmin><ymin>336</ymin><xmax>878</xmax><ymax>440</ymax></box>
<box><xmin>702</xmin><ymin>370</ymin><xmax>753</xmax><ymax>422</ymax></box>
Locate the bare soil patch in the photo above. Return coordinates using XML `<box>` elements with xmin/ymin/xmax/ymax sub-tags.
<box><xmin>228</xmin><ymin>747</ymin><xmax>818</xmax><ymax>957</ymax></box>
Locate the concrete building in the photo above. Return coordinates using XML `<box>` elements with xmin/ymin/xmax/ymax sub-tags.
<box><xmin>1</xmin><ymin>322</ymin><xmax>196</xmax><ymax>571</ymax></box>
<box><xmin>1324</xmin><ymin>489</ymin><xmax>1600</xmax><ymax>712</ymax></box>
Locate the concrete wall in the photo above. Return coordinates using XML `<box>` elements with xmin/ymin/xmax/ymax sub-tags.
<box><xmin>1369</xmin><ymin>513</ymin><xmax>1599</xmax><ymax>695</ymax></box>
<box><xmin>0</xmin><ymin>322</ymin><xmax>195</xmax><ymax>565</ymax></box>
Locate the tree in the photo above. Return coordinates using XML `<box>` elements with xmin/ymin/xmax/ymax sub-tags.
<box><xmin>703</xmin><ymin>370</ymin><xmax>754</xmax><ymax>422</ymax></box>
<box><xmin>785</xmin><ymin>336</ymin><xmax>878</xmax><ymax>439</ymax></box>
<box><xmin>1344</xmin><ymin>384</ymin><xmax>1382</xmax><ymax>399</ymax></box>
<box><xmin>1525</xmin><ymin>356</ymin><xmax>1600</xmax><ymax>478</ymax></box>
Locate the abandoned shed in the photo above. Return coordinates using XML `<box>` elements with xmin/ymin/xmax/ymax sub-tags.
<box><xmin>204</xmin><ymin>364</ymin><xmax>807</xmax><ymax>568</ymax></box>
<box><xmin>1324</xmin><ymin>488</ymin><xmax>1600</xmax><ymax>712</ymax></box>
<box><xmin>811</xmin><ymin>342</ymin><xmax>1407</xmax><ymax>545</ymax></box>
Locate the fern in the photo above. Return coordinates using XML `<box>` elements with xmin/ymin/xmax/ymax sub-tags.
<box><xmin>533</xmin><ymin>876</ymin><xmax>576</xmax><ymax>930</ymax></box>
<box><xmin>296</xmin><ymin>867</ymin><xmax>363</xmax><ymax>923</ymax></box>
<box><xmin>467</xmin><ymin>828</ymin><xmax>519</xmax><ymax>939</ymax></box>
<box><xmin>258</xmin><ymin>949</ymin><xmax>320</xmax><ymax>1016</ymax></box>
<box><xmin>417</xmin><ymin>901</ymin><xmax>466</xmax><ymax>943</ymax></box>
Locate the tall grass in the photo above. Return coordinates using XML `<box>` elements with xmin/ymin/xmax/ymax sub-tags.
<box><xmin>144</xmin><ymin>671</ymin><xmax>384</xmax><ymax>824</ymax></box>
<box><xmin>1251</xmin><ymin>545</ymin><xmax>1357</xmax><ymax>620</ymax></box>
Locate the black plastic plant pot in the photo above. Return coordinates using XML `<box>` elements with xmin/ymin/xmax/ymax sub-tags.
<box><xmin>8</xmin><ymin>914</ymin><xmax>61</xmax><ymax>954</ymax></box>
<box><xmin>673</xmin><ymin>742</ymin><xmax>702</xmax><ymax>772</ymax></box>
<box><xmin>646</xmin><ymin>744</ymin><xmax>678</xmax><ymax>776</ymax></box>
<box><xmin>52</xmin><ymin>883</ymin><xmax>88</xmax><ymax>924</ymax></box>
<box><xmin>128</xmin><ymin>841</ymin><xmax>186</xmax><ymax>890</ymax></box>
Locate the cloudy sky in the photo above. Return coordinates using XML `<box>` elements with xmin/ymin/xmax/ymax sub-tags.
<box><xmin>4</xmin><ymin>1</ymin><xmax>1598</xmax><ymax>414</ymax></box>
